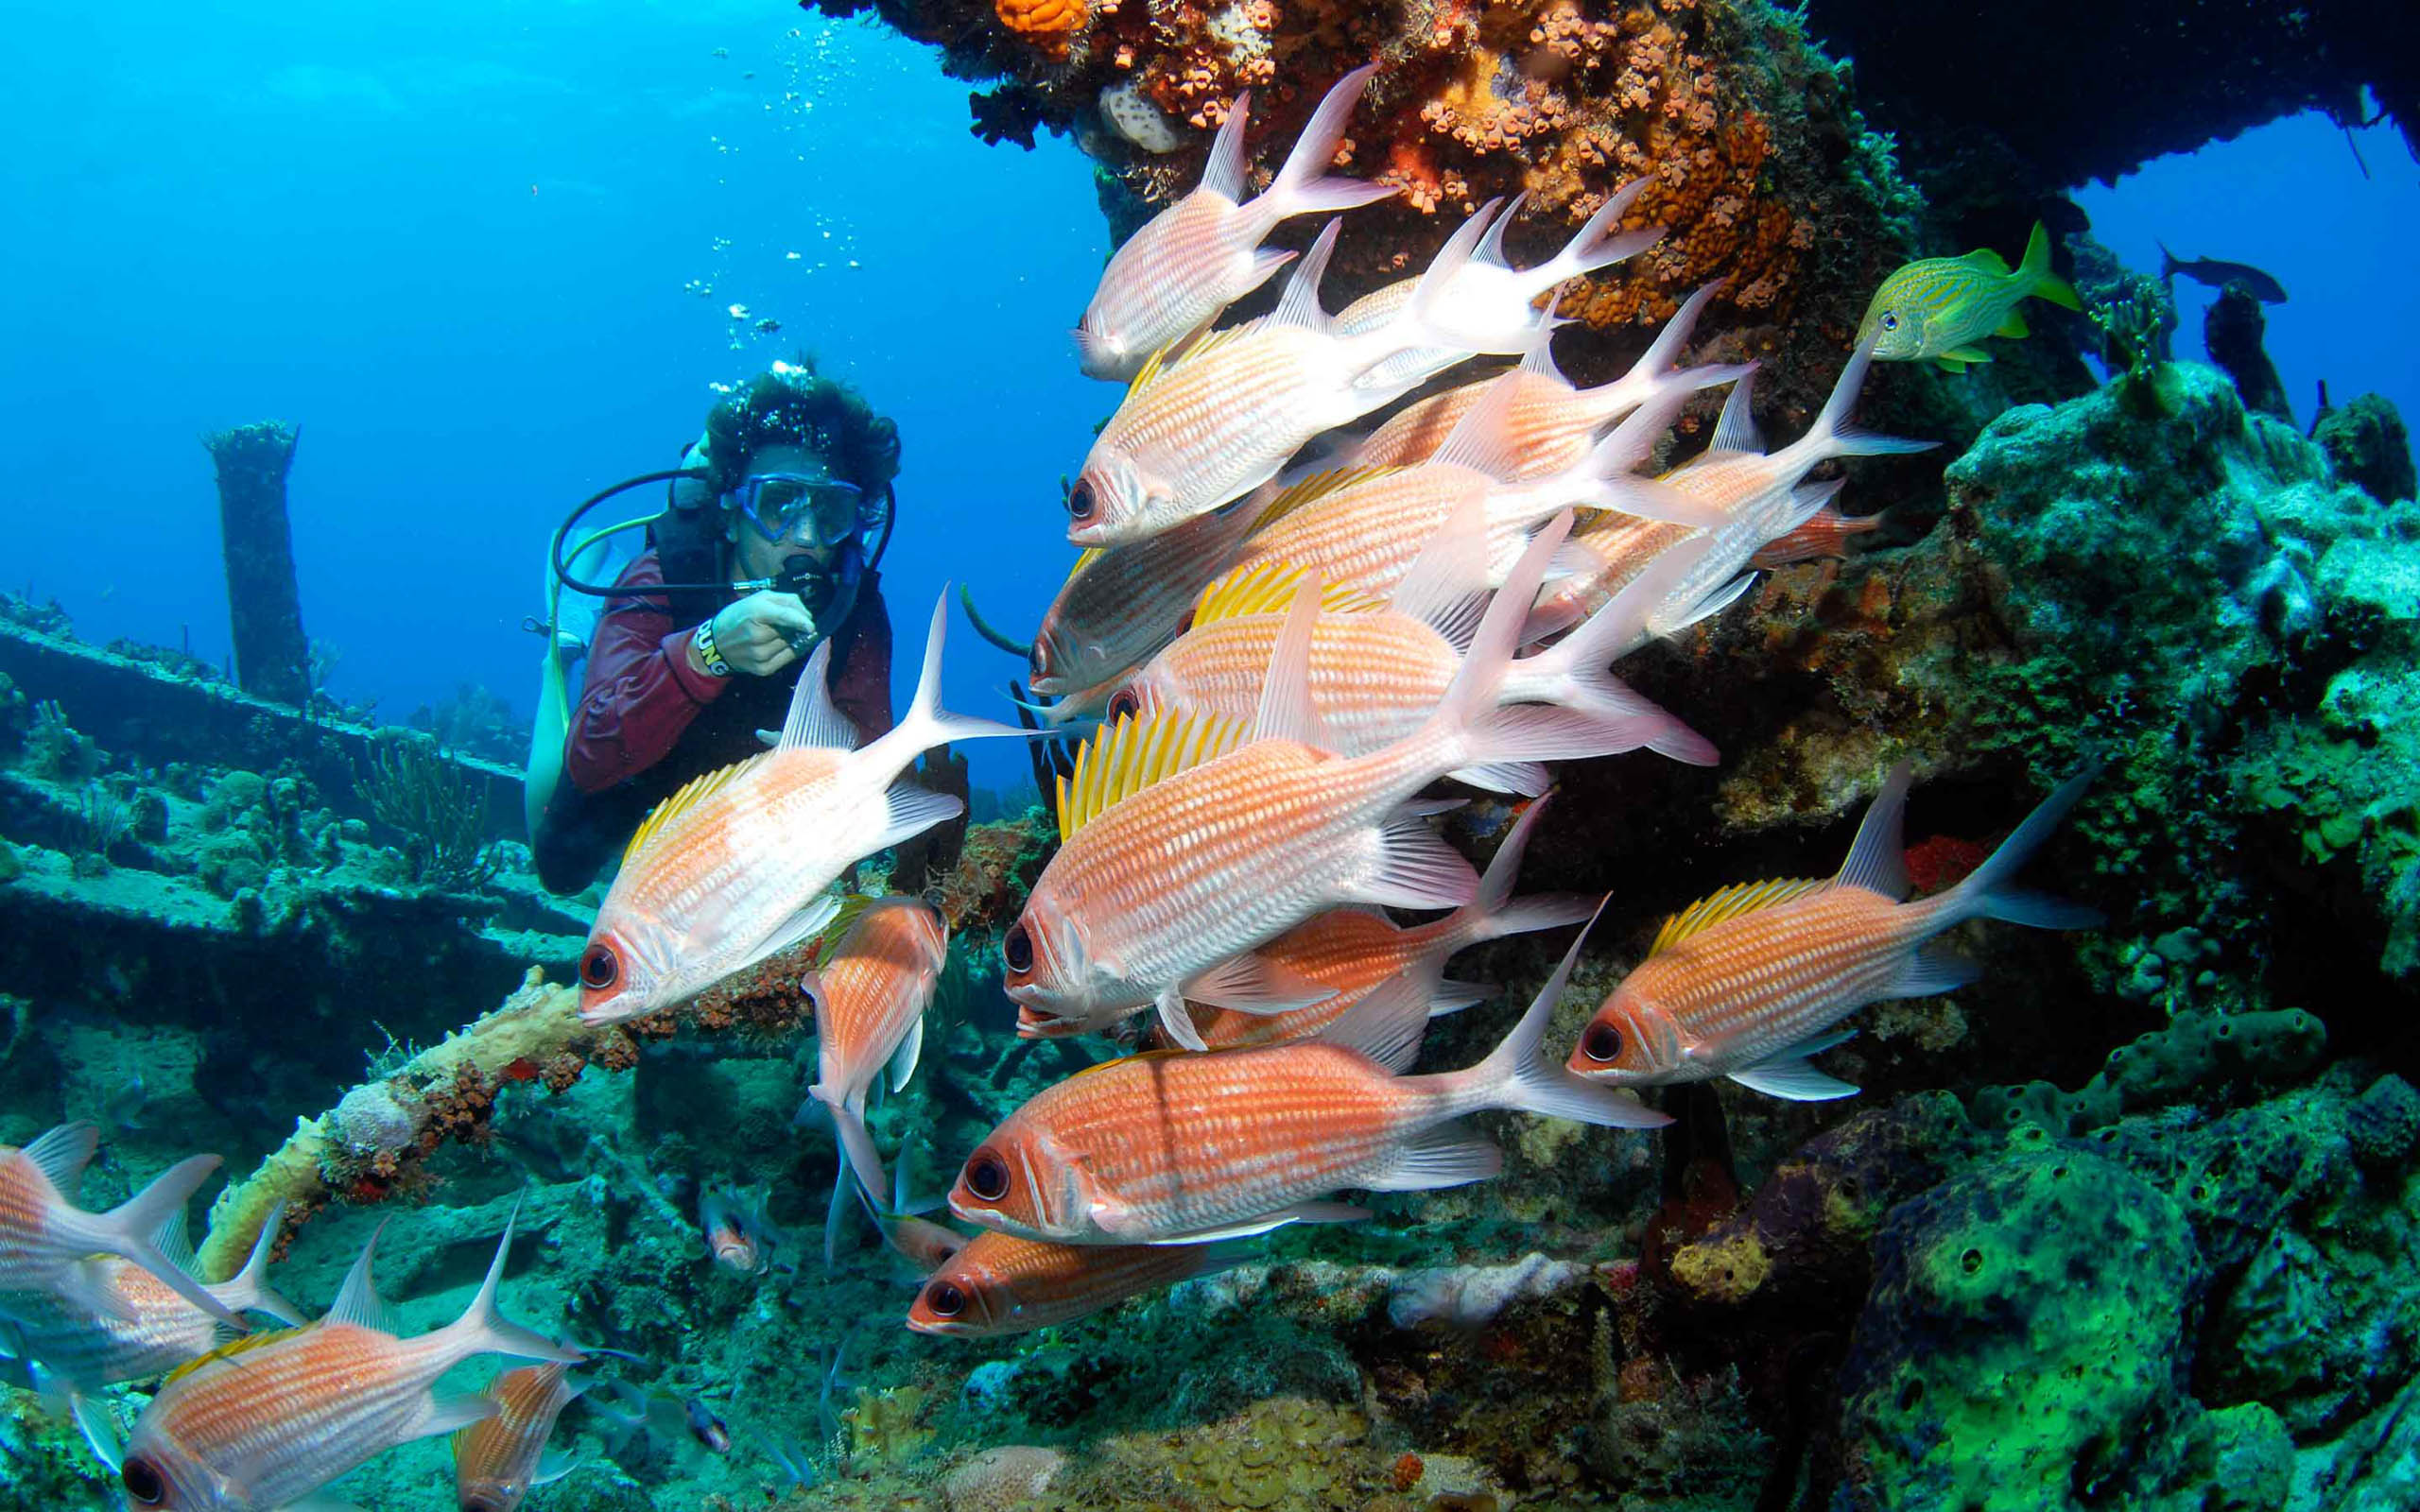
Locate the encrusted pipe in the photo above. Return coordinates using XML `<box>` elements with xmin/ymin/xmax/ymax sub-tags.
<box><xmin>202</xmin><ymin>421</ymin><xmax>310</xmax><ymax>706</ymax></box>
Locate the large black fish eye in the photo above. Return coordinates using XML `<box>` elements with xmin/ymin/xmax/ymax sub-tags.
<box><xmin>1581</xmin><ymin>1022</ymin><xmax>1624</xmax><ymax>1064</ymax></box>
<box><xmin>1002</xmin><ymin>922</ymin><xmax>1034</xmax><ymax>975</ymax></box>
<box><xmin>1106</xmin><ymin>687</ymin><xmax>1141</xmax><ymax>723</ymax></box>
<box><xmin>579</xmin><ymin>943</ymin><xmax>619</xmax><ymax>991</ymax></box>
<box><xmin>122</xmin><ymin>1458</ymin><xmax>166</xmax><ymax>1505</ymax></box>
<box><xmin>1066</xmin><ymin>477</ymin><xmax>1098</xmax><ymax>523</ymax></box>
<box><xmin>1880</xmin><ymin>311</ymin><xmax>1900</xmax><ymax>332</ymax></box>
<box><xmin>925</xmin><ymin>1280</ymin><xmax>968</xmax><ymax>1317</ymax></box>
<box><xmin>965</xmin><ymin>1148</ymin><xmax>1011</xmax><ymax>1202</ymax></box>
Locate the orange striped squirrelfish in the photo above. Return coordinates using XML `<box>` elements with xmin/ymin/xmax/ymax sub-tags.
<box><xmin>118</xmin><ymin>1209</ymin><xmax>583</xmax><ymax>1512</ymax></box>
<box><xmin>1028</xmin><ymin>486</ymin><xmax>1270</xmax><ymax>705</ymax></box>
<box><xmin>1748</xmin><ymin>501</ymin><xmax>1884</xmax><ymax>570</ymax></box>
<box><xmin>1348</xmin><ymin>283</ymin><xmax>1742</xmax><ymax>477</ymax></box>
<box><xmin>452</xmin><ymin>1361</ymin><xmax>589</xmax><ymax>1512</ymax></box>
<box><xmin>1567</xmin><ymin>764</ymin><xmax>2100</xmax><ymax>1099</ymax></box>
<box><xmin>907</xmin><ymin>1230</ymin><xmax>1233</xmax><ymax>1337</ymax></box>
<box><xmin>578</xmin><ymin>593</ymin><xmax>1023</xmax><ymax>1025</ymax></box>
<box><xmin>1180</xmin><ymin>796</ymin><xmax>1590</xmax><ymax>1052</ymax></box>
<box><xmin>0</xmin><ymin>1123</ymin><xmax>243</xmax><ymax>1332</ymax></box>
<box><xmin>0</xmin><ymin>1201</ymin><xmax>298</xmax><ymax>1400</ymax></box>
<box><xmin>1118</xmin><ymin>503</ymin><xmax>1717</xmax><ymax>781</ymax></box>
<box><xmin>959</xmin><ymin>910</ymin><xmax>1667</xmax><ymax>1246</ymax></box>
<box><xmin>1004</xmin><ymin>520</ymin><xmax>1678</xmax><ymax>1050</ymax></box>
<box><xmin>1219</xmin><ymin>377</ymin><xmax>1724</xmax><ymax>610</ymax></box>
<box><xmin>1076</xmin><ymin>66</ymin><xmax>1393</xmax><ymax>383</ymax></box>
<box><xmin>804</xmin><ymin>897</ymin><xmax>949</xmax><ymax>1209</ymax></box>
<box><xmin>1067</xmin><ymin>203</ymin><xmax>1587</xmax><ymax>548</ymax></box>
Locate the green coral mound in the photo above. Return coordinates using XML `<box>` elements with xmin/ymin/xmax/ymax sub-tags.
<box><xmin>1839</xmin><ymin>1149</ymin><xmax>2200</xmax><ymax>1508</ymax></box>
<box><xmin>1972</xmin><ymin>1006</ymin><xmax>2325</xmax><ymax>1135</ymax></box>
<box><xmin>1944</xmin><ymin>363</ymin><xmax>2420</xmax><ymax>983</ymax></box>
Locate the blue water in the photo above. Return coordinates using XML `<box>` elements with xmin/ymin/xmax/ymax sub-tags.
<box><xmin>2074</xmin><ymin>109</ymin><xmax>2419</xmax><ymax>431</ymax></box>
<box><xmin>0</xmin><ymin>0</ymin><xmax>1107</xmax><ymax>795</ymax></box>
<box><xmin>3</xmin><ymin>9</ymin><xmax>2411</xmax><ymax>803</ymax></box>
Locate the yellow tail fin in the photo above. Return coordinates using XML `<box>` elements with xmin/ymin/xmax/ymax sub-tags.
<box><xmin>2022</xmin><ymin>222</ymin><xmax>2083</xmax><ymax>311</ymax></box>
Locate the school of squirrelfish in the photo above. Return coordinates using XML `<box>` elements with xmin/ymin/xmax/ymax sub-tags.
<box><xmin>0</xmin><ymin>63</ymin><xmax>2105</xmax><ymax>1511</ymax></box>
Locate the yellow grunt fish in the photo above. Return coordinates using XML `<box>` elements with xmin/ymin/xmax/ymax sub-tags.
<box><xmin>119</xmin><ymin>1208</ymin><xmax>582</xmax><ymax>1512</ymax></box>
<box><xmin>1567</xmin><ymin>764</ymin><xmax>2100</xmax><ymax>1099</ymax></box>
<box><xmin>576</xmin><ymin>593</ymin><xmax>1025</xmax><ymax>1025</ymax></box>
<box><xmin>1067</xmin><ymin>198</ymin><xmax>1614</xmax><ymax>549</ymax></box>
<box><xmin>1003</xmin><ymin>519</ymin><xmax>1675</xmax><ymax>1050</ymax></box>
<box><xmin>1348</xmin><ymin>283</ymin><xmax>1744</xmax><ymax>477</ymax></box>
<box><xmin>1860</xmin><ymin>222</ymin><xmax>2082</xmax><ymax>372</ymax></box>
<box><xmin>1075</xmin><ymin>66</ymin><xmax>1394</xmax><ymax>383</ymax></box>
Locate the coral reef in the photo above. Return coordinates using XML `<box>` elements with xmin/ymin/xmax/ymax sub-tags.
<box><xmin>821</xmin><ymin>0</ymin><xmax>1930</xmax><ymax>403</ymax></box>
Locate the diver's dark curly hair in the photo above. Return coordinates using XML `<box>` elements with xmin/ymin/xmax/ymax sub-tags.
<box><xmin>700</xmin><ymin>357</ymin><xmax>901</xmax><ymax>498</ymax></box>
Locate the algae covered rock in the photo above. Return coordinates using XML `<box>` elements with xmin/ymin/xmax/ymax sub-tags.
<box><xmin>1837</xmin><ymin>1148</ymin><xmax>2201</xmax><ymax>1509</ymax></box>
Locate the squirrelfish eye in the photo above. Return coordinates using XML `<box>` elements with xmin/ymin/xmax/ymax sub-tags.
<box><xmin>1880</xmin><ymin>311</ymin><xmax>1899</xmax><ymax>332</ymax></box>
<box><xmin>579</xmin><ymin>943</ymin><xmax>619</xmax><ymax>991</ymax></box>
<box><xmin>925</xmin><ymin>1280</ymin><xmax>968</xmax><ymax>1317</ymax></box>
<box><xmin>1106</xmin><ymin>687</ymin><xmax>1141</xmax><ymax>723</ymax></box>
<box><xmin>799</xmin><ymin>981</ymin><xmax>821</xmax><ymax>1013</ymax></box>
<box><xmin>1581</xmin><ymin>1021</ymin><xmax>1624</xmax><ymax>1064</ymax></box>
<box><xmin>122</xmin><ymin>1458</ymin><xmax>166</xmax><ymax>1506</ymax></box>
<box><xmin>1066</xmin><ymin>478</ymin><xmax>1098</xmax><ymax>523</ymax></box>
<box><xmin>965</xmin><ymin>1147</ymin><xmax>1011</xmax><ymax>1202</ymax></box>
<box><xmin>1003</xmin><ymin>922</ymin><xmax>1034</xmax><ymax>975</ymax></box>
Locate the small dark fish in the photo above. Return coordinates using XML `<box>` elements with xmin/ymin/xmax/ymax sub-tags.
<box><xmin>2158</xmin><ymin>243</ymin><xmax>2287</xmax><ymax>303</ymax></box>
<box><xmin>753</xmin><ymin>317</ymin><xmax>782</xmax><ymax>335</ymax></box>
<box><xmin>101</xmin><ymin>1074</ymin><xmax>147</xmax><ymax>1132</ymax></box>
<box><xmin>684</xmin><ymin>1397</ymin><xmax>731</xmax><ymax>1454</ymax></box>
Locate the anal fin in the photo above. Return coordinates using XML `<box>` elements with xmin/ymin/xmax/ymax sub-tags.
<box><xmin>1358</xmin><ymin>1124</ymin><xmax>1503</xmax><ymax>1191</ymax></box>
<box><xmin>1147</xmin><ymin>1201</ymin><xmax>1370</xmax><ymax>1245</ymax></box>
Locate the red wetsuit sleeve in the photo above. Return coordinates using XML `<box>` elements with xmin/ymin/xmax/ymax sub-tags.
<box><xmin>563</xmin><ymin>552</ymin><xmax>731</xmax><ymax>795</ymax></box>
<box><xmin>828</xmin><ymin>585</ymin><xmax>895</xmax><ymax>742</ymax></box>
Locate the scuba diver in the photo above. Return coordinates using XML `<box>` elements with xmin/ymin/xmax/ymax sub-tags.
<box><xmin>529</xmin><ymin>362</ymin><xmax>901</xmax><ymax>896</ymax></box>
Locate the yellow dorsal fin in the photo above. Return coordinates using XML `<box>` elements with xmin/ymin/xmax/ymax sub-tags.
<box><xmin>621</xmin><ymin>761</ymin><xmax>750</xmax><ymax>868</ymax></box>
<box><xmin>1190</xmin><ymin>559</ymin><xmax>1385</xmax><ymax>627</ymax></box>
<box><xmin>1055</xmin><ymin>708</ymin><xmax>1251</xmax><ymax>842</ymax></box>
<box><xmin>1127</xmin><ymin>325</ymin><xmax>1246</xmax><ymax>396</ymax></box>
<box><xmin>165</xmin><ymin>1323</ymin><xmax>314</xmax><ymax>1384</ymax></box>
<box><xmin>1066</xmin><ymin>545</ymin><xmax>1105</xmax><ymax>582</ymax></box>
<box><xmin>1245</xmin><ymin>466</ymin><xmax>1399</xmax><ymax>536</ymax></box>
<box><xmin>1958</xmin><ymin>248</ymin><xmax>2012</xmax><ymax>276</ymax></box>
<box><xmin>1649</xmin><ymin>877</ymin><xmax>1828</xmax><ymax>955</ymax></box>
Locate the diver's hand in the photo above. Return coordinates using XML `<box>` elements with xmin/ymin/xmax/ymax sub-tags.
<box><xmin>700</xmin><ymin>591</ymin><xmax>818</xmax><ymax>677</ymax></box>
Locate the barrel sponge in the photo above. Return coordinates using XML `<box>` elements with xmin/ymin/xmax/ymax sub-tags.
<box><xmin>1968</xmin><ymin>1007</ymin><xmax>2325</xmax><ymax>1137</ymax></box>
<box><xmin>1836</xmin><ymin>1149</ymin><xmax>2202</xmax><ymax>1509</ymax></box>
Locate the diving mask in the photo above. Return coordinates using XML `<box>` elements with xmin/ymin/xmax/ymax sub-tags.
<box><xmin>728</xmin><ymin>472</ymin><xmax>872</xmax><ymax>549</ymax></box>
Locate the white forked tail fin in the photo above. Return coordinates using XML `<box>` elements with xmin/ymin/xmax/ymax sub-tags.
<box><xmin>433</xmin><ymin>1200</ymin><xmax>587</xmax><ymax>1368</ymax></box>
<box><xmin>1435</xmin><ymin>798</ymin><xmax>1597</xmax><ymax>954</ymax></box>
<box><xmin>1778</xmin><ymin>330</ymin><xmax>1937</xmax><ymax>471</ymax></box>
<box><xmin>1243</xmin><ymin>64</ymin><xmax>1395</xmax><ymax>237</ymax></box>
<box><xmin>867</xmin><ymin>588</ymin><xmax>1046</xmax><ymax>775</ymax></box>
<box><xmin>1429</xmin><ymin>901</ymin><xmax>1670</xmax><ymax>1128</ymax></box>
<box><xmin>52</xmin><ymin>1151</ymin><xmax>244</xmax><ymax>1331</ymax></box>
<box><xmin>1508</xmin><ymin>543</ymin><xmax>1720</xmax><ymax>765</ymax></box>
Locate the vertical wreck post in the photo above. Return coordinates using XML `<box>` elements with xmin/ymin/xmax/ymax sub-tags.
<box><xmin>203</xmin><ymin>421</ymin><xmax>310</xmax><ymax>705</ymax></box>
